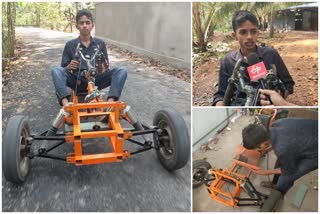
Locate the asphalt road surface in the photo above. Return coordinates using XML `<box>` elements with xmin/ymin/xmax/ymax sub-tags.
<box><xmin>2</xmin><ymin>27</ymin><xmax>191</xmax><ymax>212</ymax></box>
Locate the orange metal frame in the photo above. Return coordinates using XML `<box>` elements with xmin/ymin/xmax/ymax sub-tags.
<box><xmin>208</xmin><ymin>145</ymin><xmax>262</xmax><ymax>207</ymax></box>
<box><xmin>207</xmin><ymin>109</ymin><xmax>277</xmax><ymax>208</ymax></box>
<box><xmin>63</xmin><ymin>82</ymin><xmax>132</xmax><ymax>166</ymax></box>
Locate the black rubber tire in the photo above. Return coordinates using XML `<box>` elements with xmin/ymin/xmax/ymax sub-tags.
<box><xmin>3</xmin><ymin>116</ymin><xmax>31</xmax><ymax>184</ymax></box>
<box><xmin>193</xmin><ymin>160</ymin><xmax>212</xmax><ymax>188</ymax></box>
<box><xmin>153</xmin><ymin>108</ymin><xmax>190</xmax><ymax>171</ymax></box>
<box><xmin>260</xmin><ymin>190</ymin><xmax>283</xmax><ymax>212</ymax></box>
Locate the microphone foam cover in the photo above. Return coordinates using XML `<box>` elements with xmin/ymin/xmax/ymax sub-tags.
<box><xmin>247</xmin><ymin>52</ymin><xmax>260</xmax><ymax>65</ymax></box>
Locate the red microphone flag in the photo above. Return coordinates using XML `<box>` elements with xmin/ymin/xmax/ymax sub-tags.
<box><xmin>247</xmin><ymin>62</ymin><xmax>268</xmax><ymax>81</ymax></box>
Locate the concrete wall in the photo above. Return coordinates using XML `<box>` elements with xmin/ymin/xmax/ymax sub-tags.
<box><xmin>95</xmin><ymin>2</ymin><xmax>191</xmax><ymax>71</ymax></box>
<box><xmin>192</xmin><ymin>108</ymin><xmax>236</xmax><ymax>151</ymax></box>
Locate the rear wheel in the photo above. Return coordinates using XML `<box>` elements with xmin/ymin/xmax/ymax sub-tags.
<box><xmin>193</xmin><ymin>160</ymin><xmax>213</xmax><ymax>188</ymax></box>
<box><xmin>3</xmin><ymin>116</ymin><xmax>31</xmax><ymax>184</ymax></box>
<box><xmin>153</xmin><ymin>108</ymin><xmax>190</xmax><ymax>171</ymax></box>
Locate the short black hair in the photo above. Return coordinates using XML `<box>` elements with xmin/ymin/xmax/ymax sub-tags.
<box><xmin>242</xmin><ymin>123</ymin><xmax>270</xmax><ymax>149</ymax></box>
<box><xmin>232</xmin><ymin>10</ymin><xmax>259</xmax><ymax>32</ymax></box>
<box><xmin>76</xmin><ymin>9</ymin><xmax>93</xmax><ymax>24</ymax></box>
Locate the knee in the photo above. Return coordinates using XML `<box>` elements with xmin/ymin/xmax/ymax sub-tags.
<box><xmin>115</xmin><ymin>66</ymin><xmax>127</xmax><ymax>79</ymax></box>
<box><xmin>51</xmin><ymin>67</ymin><xmax>65</xmax><ymax>77</ymax></box>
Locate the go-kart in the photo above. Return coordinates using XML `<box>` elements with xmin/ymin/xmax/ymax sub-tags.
<box><xmin>3</xmin><ymin>44</ymin><xmax>190</xmax><ymax>184</ymax></box>
<box><xmin>193</xmin><ymin>109</ymin><xmax>287</xmax><ymax>211</ymax></box>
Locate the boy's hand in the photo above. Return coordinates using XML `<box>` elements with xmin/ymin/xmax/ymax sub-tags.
<box><xmin>257</xmin><ymin>145</ymin><xmax>272</xmax><ymax>156</ymax></box>
<box><xmin>67</xmin><ymin>60</ymin><xmax>80</xmax><ymax>72</ymax></box>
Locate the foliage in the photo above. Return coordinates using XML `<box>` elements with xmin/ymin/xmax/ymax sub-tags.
<box><xmin>2</xmin><ymin>2</ymin><xmax>95</xmax><ymax>68</ymax></box>
<box><xmin>15</xmin><ymin>2</ymin><xmax>95</xmax><ymax>31</ymax></box>
<box><xmin>192</xmin><ymin>2</ymin><xmax>309</xmax><ymax>52</ymax></box>
<box><xmin>2</xmin><ymin>2</ymin><xmax>16</xmax><ymax>60</ymax></box>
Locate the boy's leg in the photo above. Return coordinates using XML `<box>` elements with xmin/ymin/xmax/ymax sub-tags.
<box><xmin>51</xmin><ymin>67</ymin><xmax>72</xmax><ymax>105</ymax></box>
<box><xmin>271</xmin><ymin>159</ymin><xmax>281</xmax><ymax>184</ymax></box>
<box><xmin>95</xmin><ymin>66</ymin><xmax>127</xmax><ymax>101</ymax></box>
<box><xmin>276</xmin><ymin>158</ymin><xmax>317</xmax><ymax>194</ymax></box>
<box><xmin>51</xmin><ymin>67</ymin><xmax>87</xmax><ymax>105</ymax></box>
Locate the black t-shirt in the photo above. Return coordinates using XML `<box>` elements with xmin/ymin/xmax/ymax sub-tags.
<box><xmin>270</xmin><ymin>118</ymin><xmax>318</xmax><ymax>175</ymax></box>
<box><xmin>61</xmin><ymin>36</ymin><xmax>109</xmax><ymax>71</ymax></box>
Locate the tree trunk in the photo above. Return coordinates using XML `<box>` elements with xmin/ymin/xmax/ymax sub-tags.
<box><xmin>269</xmin><ymin>8</ymin><xmax>274</xmax><ymax>38</ymax></box>
<box><xmin>69</xmin><ymin>8</ymin><xmax>72</xmax><ymax>32</ymax></box>
<box><xmin>7</xmin><ymin>2</ymin><xmax>15</xmax><ymax>57</ymax></box>
<box><xmin>192</xmin><ymin>3</ymin><xmax>205</xmax><ymax>52</ymax></box>
<box><xmin>75</xmin><ymin>2</ymin><xmax>80</xmax><ymax>11</ymax></box>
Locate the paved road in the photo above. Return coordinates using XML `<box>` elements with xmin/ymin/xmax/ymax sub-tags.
<box><xmin>2</xmin><ymin>27</ymin><xmax>191</xmax><ymax>212</ymax></box>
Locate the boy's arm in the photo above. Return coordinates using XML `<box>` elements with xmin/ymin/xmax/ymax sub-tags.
<box><xmin>273</xmin><ymin>50</ymin><xmax>295</xmax><ymax>95</ymax></box>
<box><xmin>61</xmin><ymin>42</ymin><xmax>73</xmax><ymax>68</ymax></box>
<box><xmin>257</xmin><ymin>145</ymin><xmax>273</xmax><ymax>156</ymax></box>
<box><xmin>212</xmin><ymin>58</ymin><xmax>230</xmax><ymax>106</ymax></box>
<box><xmin>253</xmin><ymin>168</ymin><xmax>281</xmax><ymax>175</ymax></box>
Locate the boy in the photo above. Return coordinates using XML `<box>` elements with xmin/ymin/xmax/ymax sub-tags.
<box><xmin>242</xmin><ymin>118</ymin><xmax>318</xmax><ymax>194</ymax></box>
<box><xmin>212</xmin><ymin>10</ymin><xmax>294</xmax><ymax>106</ymax></box>
<box><xmin>51</xmin><ymin>9</ymin><xmax>127</xmax><ymax>106</ymax></box>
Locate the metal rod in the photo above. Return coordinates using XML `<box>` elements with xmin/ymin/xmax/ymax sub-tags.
<box><xmin>141</xmin><ymin>123</ymin><xmax>154</xmax><ymax>130</ymax></box>
<box><xmin>126</xmin><ymin>138</ymin><xmax>146</xmax><ymax>147</ymax></box>
<box><xmin>32</xmin><ymin>130</ymin><xmax>66</xmax><ymax>137</ymax></box>
<box><xmin>132</xmin><ymin>129</ymin><xmax>156</xmax><ymax>136</ymax></box>
<box><xmin>236</xmin><ymin>198</ymin><xmax>261</xmax><ymax>201</ymax></box>
<box><xmin>33</xmin><ymin>135</ymin><xmax>66</xmax><ymax>140</ymax></box>
<box><xmin>36</xmin><ymin>154</ymin><xmax>66</xmax><ymax>161</ymax></box>
<box><xmin>45</xmin><ymin>141</ymin><xmax>66</xmax><ymax>153</ymax></box>
<box><xmin>130</xmin><ymin>146</ymin><xmax>153</xmax><ymax>155</ymax></box>
<box><xmin>237</xmin><ymin>203</ymin><xmax>261</xmax><ymax>207</ymax></box>
<box><xmin>247</xmin><ymin>179</ymin><xmax>268</xmax><ymax>198</ymax></box>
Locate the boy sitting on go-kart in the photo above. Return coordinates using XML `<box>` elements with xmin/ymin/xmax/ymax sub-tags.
<box><xmin>51</xmin><ymin>9</ymin><xmax>127</xmax><ymax>108</ymax></box>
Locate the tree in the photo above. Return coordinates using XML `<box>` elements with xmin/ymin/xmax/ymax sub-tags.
<box><xmin>15</xmin><ymin>2</ymin><xmax>95</xmax><ymax>32</ymax></box>
<box><xmin>192</xmin><ymin>2</ymin><xmax>252</xmax><ymax>52</ymax></box>
<box><xmin>2</xmin><ymin>2</ymin><xmax>16</xmax><ymax>59</ymax></box>
<box><xmin>192</xmin><ymin>2</ymin><xmax>214</xmax><ymax>52</ymax></box>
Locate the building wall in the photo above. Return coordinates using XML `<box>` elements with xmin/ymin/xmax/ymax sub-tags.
<box><xmin>274</xmin><ymin>12</ymin><xmax>295</xmax><ymax>31</ymax></box>
<box><xmin>192</xmin><ymin>108</ymin><xmax>236</xmax><ymax>151</ymax></box>
<box><xmin>303</xmin><ymin>11</ymin><xmax>312</xmax><ymax>30</ymax></box>
<box><xmin>274</xmin><ymin>8</ymin><xmax>318</xmax><ymax>31</ymax></box>
<box><xmin>95</xmin><ymin>2</ymin><xmax>191</xmax><ymax>71</ymax></box>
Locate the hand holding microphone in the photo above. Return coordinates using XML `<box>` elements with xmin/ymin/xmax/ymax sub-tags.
<box><xmin>259</xmin><ymin>89</ymin><xmax>296</xmax><ymax>106</ymax></box>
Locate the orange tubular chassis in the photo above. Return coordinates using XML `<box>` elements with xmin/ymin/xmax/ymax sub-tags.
<box><xmin>3</xmin><ymin>75</ymin><xmax>190</xmax><ymax>184</ymax></box>
<box><xmin>3</xmin><ymin>47</ymin><xmax>190</xmax><ymax>184</ymax></box>
<box><xmin>207</xmin><ymin>146</ymin><xmax>268</xmax><ymax>208</ymax></box>
<box><xmin>204</xmin><ymin>109</ymin><xmax>279</xmax><ymax>208</ymax></box>
<box><xmin>28</xmin><ymin>82</ymin><xmax>161</xmax><ymax>165</ymax></box>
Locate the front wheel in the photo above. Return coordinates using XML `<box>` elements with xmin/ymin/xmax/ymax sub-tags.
<box><xmin>153</xmin><ymin>108</ymin><xmax>190</xmax><ymax>171</ymax></box>
<box><xmin>193</xmin><ymin>160</ymin><xmax>213</xmax><ymax>188</ymax></box>
<box><xmin>3</xmin><ymin>116</ymin><xmax>31</xmax><ymax>184</ymax></box>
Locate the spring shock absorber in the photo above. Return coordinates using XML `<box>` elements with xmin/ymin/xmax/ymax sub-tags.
<box><xmin>122</xmin><ymin>106</ymin><xmax>151</xmax><ymax>142</ymax></box>
<box><xmin>46</xmin><ymin>108</ymin><xmax>69</xmax><ymax>136</ymax></box>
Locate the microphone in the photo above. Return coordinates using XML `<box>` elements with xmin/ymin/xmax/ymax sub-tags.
<box><xmin>247</xmin><ymin>53</ymin><xmax>272</xmax><ymax>104</ymax></box>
